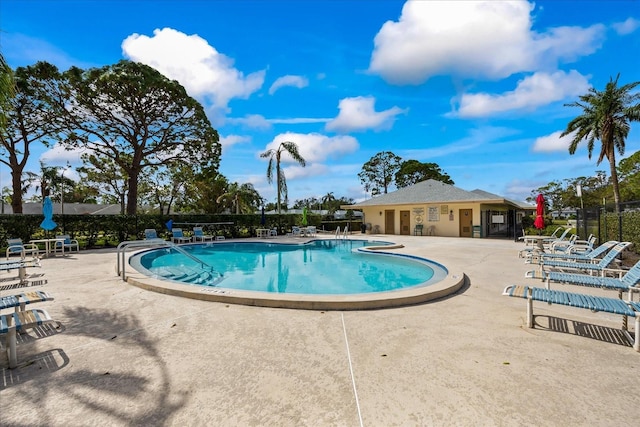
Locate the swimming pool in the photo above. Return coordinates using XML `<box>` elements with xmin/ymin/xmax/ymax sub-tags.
<box><xmin>129</xmin><ymin>239</ymin><xmax>447</xmax><ymax>294</ymax></box>
<box><xmin>125</xmin><ymin>238</ymin><xmax>464</xmax><ymax>310</ymax></box>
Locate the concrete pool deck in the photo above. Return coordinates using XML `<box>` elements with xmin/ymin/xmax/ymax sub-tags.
<box><xmin>1</xmin><ymin>235</ymin><xmax>639</xmax><ymax>426</ymax></box>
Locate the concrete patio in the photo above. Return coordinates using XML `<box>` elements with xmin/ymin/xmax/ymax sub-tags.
<box><xmin>1</xmin><ymin>235</ymin><xmax>638</xmax><ymax>426</ymax></box>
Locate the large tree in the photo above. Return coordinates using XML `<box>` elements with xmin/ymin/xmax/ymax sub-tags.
<box><xmin>358</xmin><ymin>151</ymin><xmax>402</xmax><ymax>196</ymax></box>
<box><xmin>260</xmin><ymin>141</ymin><xmax>306</xmax><ymax>215</ymax></box>
<box><xmin>0</xmin><ymin>62</ymin><xmax>64</xmax><ymax>213</ymax></box>
<box><xmin>395</xmin><ymin>160</ymin><xmax>454</xmax><ymax>188</ymax></box>
<box><xmin>216</xmin><ymin>182</ymin><xmax>262</xmax><ymax>214</ymax></box>
<box><xmin>50</xmin><ymin>60</ymin><xmax>220</xmax><ymax>214</ymax></box>
<box><xmin>561</xmin><ymin>74</ymin><xmax>640</xmax><ymax>214</ymax></box>
<box><xmin>77</xmin><ymin>153</ymin><xmax>128</xmax><ymax>212</ymax></box>
<box><xmin>617</xmin><ymin>150</ymin><xmax>640</xmax><ymax>202</ymax></box>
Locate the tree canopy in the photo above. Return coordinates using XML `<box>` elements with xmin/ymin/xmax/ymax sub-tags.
<box><xmin>358</xmin><ymin>151</ymin><xmax>402</xmax><ymax>196</ymax></box>
<box><xmin>395</xmin><ymin>160</ymin><xmax>454</xmax><ymax>187</ymax></box>
<box><xmin>50</xmin><ymin>60</ymin><xmax>221</xmax><ymax>214</ymax></box>
<box><xmin>260</xmin><ymin>141</ymin><xmax>306</xmax><ymax>215</ymax></box>
<box><xmin>562</xmin><ymin>74</ymin><xmax>640</xmax><ymax>213</ymax></box>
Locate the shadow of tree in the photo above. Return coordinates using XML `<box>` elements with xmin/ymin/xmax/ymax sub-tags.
<box><xmin>3</xmin><ymin>306</ymin><xmax>188</xmax><ymax>426</ymax></box>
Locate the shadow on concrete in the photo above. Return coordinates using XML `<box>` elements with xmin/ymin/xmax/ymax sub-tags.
<box><xmin>535</xmin><ymin>315</ymin><xmax>633</xmax><ymax>349</ymax></box>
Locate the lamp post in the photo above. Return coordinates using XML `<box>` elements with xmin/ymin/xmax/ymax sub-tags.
<box><xmin>576</xmin><ymin>183</ymin><xmax>586</xmax><ymax>238</ymax></box>
<box><xmin>61</xmin><ymin>163</ymin><xmax>71</xmax><ymax>232</ymax></box>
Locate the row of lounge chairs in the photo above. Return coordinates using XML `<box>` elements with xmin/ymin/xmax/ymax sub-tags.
<box><xmin>145</xmin><ymin>228</ymin><xmax>225</xmax><ymax>243</ymax></box>
<box><xmin>506</xmin><ymin>238</ymin><xmax>640</xmax><ymax>352</ymax></box>
<box><xmin>1</xmin><ymin>253</ymin><xmax>58</xmax><ymax>368</ymax></box>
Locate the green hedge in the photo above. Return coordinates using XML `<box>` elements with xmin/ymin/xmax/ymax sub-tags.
<box><xmin>0</xmin><ymin>213</ymin><xmax>362</xmax><ymax>249</ymax></box>
<box><xmin>600</xmin><ymin>211</ymin><xmax>640</xmax><ymax>253</ymax></box>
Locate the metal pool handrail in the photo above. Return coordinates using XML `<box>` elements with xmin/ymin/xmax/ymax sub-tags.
<box><xmin>116</xmin><ymin>239</ymin><xmax>219</xmax><ymax>282</ymax></box>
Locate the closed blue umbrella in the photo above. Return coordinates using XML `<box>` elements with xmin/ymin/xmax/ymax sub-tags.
<box><xmin>261</xmin><ymin>206</ymin><xmax>266</xmax><ymax>225</ymax></box>
<box><xmin>40</xmin><ymin>196</ymin><xmax>57</xmax><ymax>230</ymax></box>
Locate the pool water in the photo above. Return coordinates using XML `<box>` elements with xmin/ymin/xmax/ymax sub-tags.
<box><xmin>130</xmin><ymin>239</ymin><xmax>448</xmax><ymax>295</ymax></box>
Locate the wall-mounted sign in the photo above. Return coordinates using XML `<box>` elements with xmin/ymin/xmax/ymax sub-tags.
<box><xmin>428</xmin><ymin>206</ymin><xmax>439</xmax><ymax>222</ymax></box>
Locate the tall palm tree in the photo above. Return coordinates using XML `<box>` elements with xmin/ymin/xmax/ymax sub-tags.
<box><xmin>322</xmin><ymin>191</ymin><xmax>335</xmax><ymax>213</ymax></box>
<box><xmin>260</xmin><ymin>141</ymin><xmax>306</xmax><ymax>215</ymax></box>
<box><xmin>561</xmin><ymin>74</ymin><xmax>640</xmax><ymax>213</ymax></box>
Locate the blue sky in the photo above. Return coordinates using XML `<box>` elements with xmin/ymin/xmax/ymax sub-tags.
<box><xmin>2</xmin><ymin>0</ymin><xmax>639</xmax><ymax>205</ymax></box>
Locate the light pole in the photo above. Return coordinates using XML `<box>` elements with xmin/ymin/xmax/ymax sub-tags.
<box><xmin>61</xmin><ymin>162</ymin><xmax>71</xmax><ymax>215</ymax></box>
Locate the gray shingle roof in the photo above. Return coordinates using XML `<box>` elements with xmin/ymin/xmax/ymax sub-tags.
<box><xmin>347</xmin><ymin>179</ymin><xmax>529</xmax><ymax>208</ymax></box>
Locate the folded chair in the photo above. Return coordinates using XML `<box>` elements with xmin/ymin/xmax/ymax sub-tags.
<box><xmin>503</xmin><ymin>284</ymin><xmax>640</xmax><ymax>352</ymax></box>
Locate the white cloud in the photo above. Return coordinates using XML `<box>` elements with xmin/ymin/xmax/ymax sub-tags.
<box><xmin>325</xmin><ymin>96</ymin><xmax>408</xmax><ymax>133</ymax></box>
<box><xmin>612</xmin><ymin>18</ymin><xmax>640</xmax><ymax>35</ymax></box>
<box><xmin>122</xmin><ymin>27</ymin><xmax>265</xmax><ymax>111</ymax></box>
<box><xmin>456</xmin><ymin>70</ymin><xmax>590</xmax><ymax>118</ymax></box>
<box><xmin>260</xmin><ymin>132</ymin><xmax>359</xmax><ymax>164</ymax></box>
<box><xmin>227</xmin><ymin>114</ymin><xmax>272</xmax><ymax>130</ymax></box>
<box><xmin>268</xmin><ymin>75</ymin><xmax>309</xmax><ymax>95</ymax></box>
<box><xmin>39</xmin><ymin>143</ymin><xmax>86</xmax><ymax>165</ymax></box>
<box><xmin>532</xmin><ymin>130</ymin><xmax>574</xmax><ymax>153</ymax></box>
<box><xmin>219</xmin><ymin>135</ymin><xmax>251</xmax><ymax>154</ymax></box>
<box><xmin>369</xmin><ymin>0</ymin><xmax>605</xmax><ymax>84</ymax></box>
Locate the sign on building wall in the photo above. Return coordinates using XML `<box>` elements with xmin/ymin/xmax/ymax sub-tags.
<box><xmin>428</xmin><ymin>206</ymin><xmax>439</xmax><ymax>221</ymax></box>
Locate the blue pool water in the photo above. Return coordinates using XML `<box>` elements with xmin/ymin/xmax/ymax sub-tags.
<box><xmin>129</xmin><ymin>239</ymin><xmax>448</xmax><ymax>295</ymax></box>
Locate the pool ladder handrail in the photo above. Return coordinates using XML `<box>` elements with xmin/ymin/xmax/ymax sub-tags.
<box><xmin>116</xmin><ymin>239</ymin><xmax>220</xmax><ymax>282</ymax></box>
<box><xmin>334</xmin><ymin>225</ymin><xmax>349</xmax><ymax>240</ymax></box>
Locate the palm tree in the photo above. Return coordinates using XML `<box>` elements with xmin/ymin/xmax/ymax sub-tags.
<box><xmin>260</xmin><ymin>141</ymin><xmax>306</xmax><ymax>215</ymax></box>
<box><xmin>561</xmin><ymin>74</ymin><xmax>640</xmax><ymax>214</ymax></box>
<box><xmin>216</xmin><ymin>182</ymin><xmax>261</xmax><ymax>214</ymax></box>
<box><xmin>322</xmin><ymin>192</ymin><xmax>335</xmax><ymax>213</ymax></box>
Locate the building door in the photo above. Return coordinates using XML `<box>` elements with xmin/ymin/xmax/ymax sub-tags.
<box><xmin>459</xmin><ymin>209</ymin><xmax>473</xmax><ymax>237</ymax></box>
<box><xmin>400</xmin><ymin>210</ymin><xmax>410</xmax><ymax>235</ymax></box>
<box><xmin>384</xmin><ymin>210</ymin><xmax>395</xmax><ymax>234</ymax></box>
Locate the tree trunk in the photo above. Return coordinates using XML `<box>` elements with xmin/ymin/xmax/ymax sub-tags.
<box><xmin>126</xmin><ymin>172</ymin><xmax>138</xmax><ymax>215</ymax></box>
<box><xmin>10</xmin><ymin>168</ymin><xmax>23</xmax><ymax>214</ymax></box>
<box><xmin>609</xmin><ymin>153</ymin><xmax>622</xmax><ymax>214</ymax></box>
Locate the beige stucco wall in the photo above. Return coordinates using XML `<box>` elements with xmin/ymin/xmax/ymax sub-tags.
<box><xmin>358</xmin><ymin>203</ymin><xmax>484</xmax><ymax>237</ymax></box>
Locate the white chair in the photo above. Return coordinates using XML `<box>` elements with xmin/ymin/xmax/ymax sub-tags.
<box><xmin>193</xmin><ymin>227</ymin><xmax>214</xmax><ymax>242</ymax></box>
<box><xmin>6</xmin><ymin>238</ymin><xmax>40</xmax><ymax>259</ymax></box>
<box><xmin>144</xmin><ymin>229</ymin><xmax>160</xmax><ymax>239</ymax></box>
<box><xmin>171</xmin><ymin>228</ymin><xmax>191</xmax><ymax>244</ymax></box>
<box><xmin>54</xmin><ymin>235</ymin><xmax>80</xmax><ymax>253</ymax></box>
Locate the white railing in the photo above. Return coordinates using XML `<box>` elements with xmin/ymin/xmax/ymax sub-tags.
<box><xmin>116</xmin><ymin>239</ymin><xmax>220</xmax><ymax>282</ymax></box>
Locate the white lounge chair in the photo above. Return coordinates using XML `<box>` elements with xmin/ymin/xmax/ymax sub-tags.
<box><xmin>171</xmin><ymin>228</ymin><xmax>191</xmax><ymax>244</ymax></box>
<box><xmin>503</xmin><ymin>284</ymin><xmax>640</xmax><ymax>352</ymax></box>
<box><xmin>193</xmin><ymin>227</ymin><xmax>214</xmax><ymax>242</ymax></box>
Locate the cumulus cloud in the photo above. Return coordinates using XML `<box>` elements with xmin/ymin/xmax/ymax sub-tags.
<box><xmin>612</xmin><ymin>17</ymin><xmax>640</xmax><ymax>35</ymax></box>
<box><xmin>325</xmin><ymin>96</ymin><xmax>408</xmax><ymax>133</ymax></box>
<box><xmin>260</xmin><ymin>132</ymin><xmax>359</xmax><ymax>165</ymax></box>
<box><xmin>227</xmin><ymin>114</ymin><xmax>273</xmax><ymax>130</ymax></box>
<box><xmin>268</xmin><ymin>75</ymin><xmax>309</xmax><ymax>95</ymax></box>
<box><xmin>455</xmin><ymin>70</ymin><xmax>590</xmax><ymax>118</ymax></box>
<box><xmin>39</xmin><ymin>143</ymin><xmax>86</xmax><ymax>165</ymax></box>
<box><xmin>122</xmin><ymin>27</ymin><xmax>265</xmax><ymax>111</ymax></box>
<box><xmin>219</xmin><ymin>134</ymin><xmax>251</xmax><ymax>153</ymax></box>
<box><xmin>369</xmin><ymin>0</ymin><xmax>605</xmax><ymax>84</ymax></box>
<box><xmin>532</xmin><ymin>130</ymin><xmax>575</xmax><ymax>153</ymax></box>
